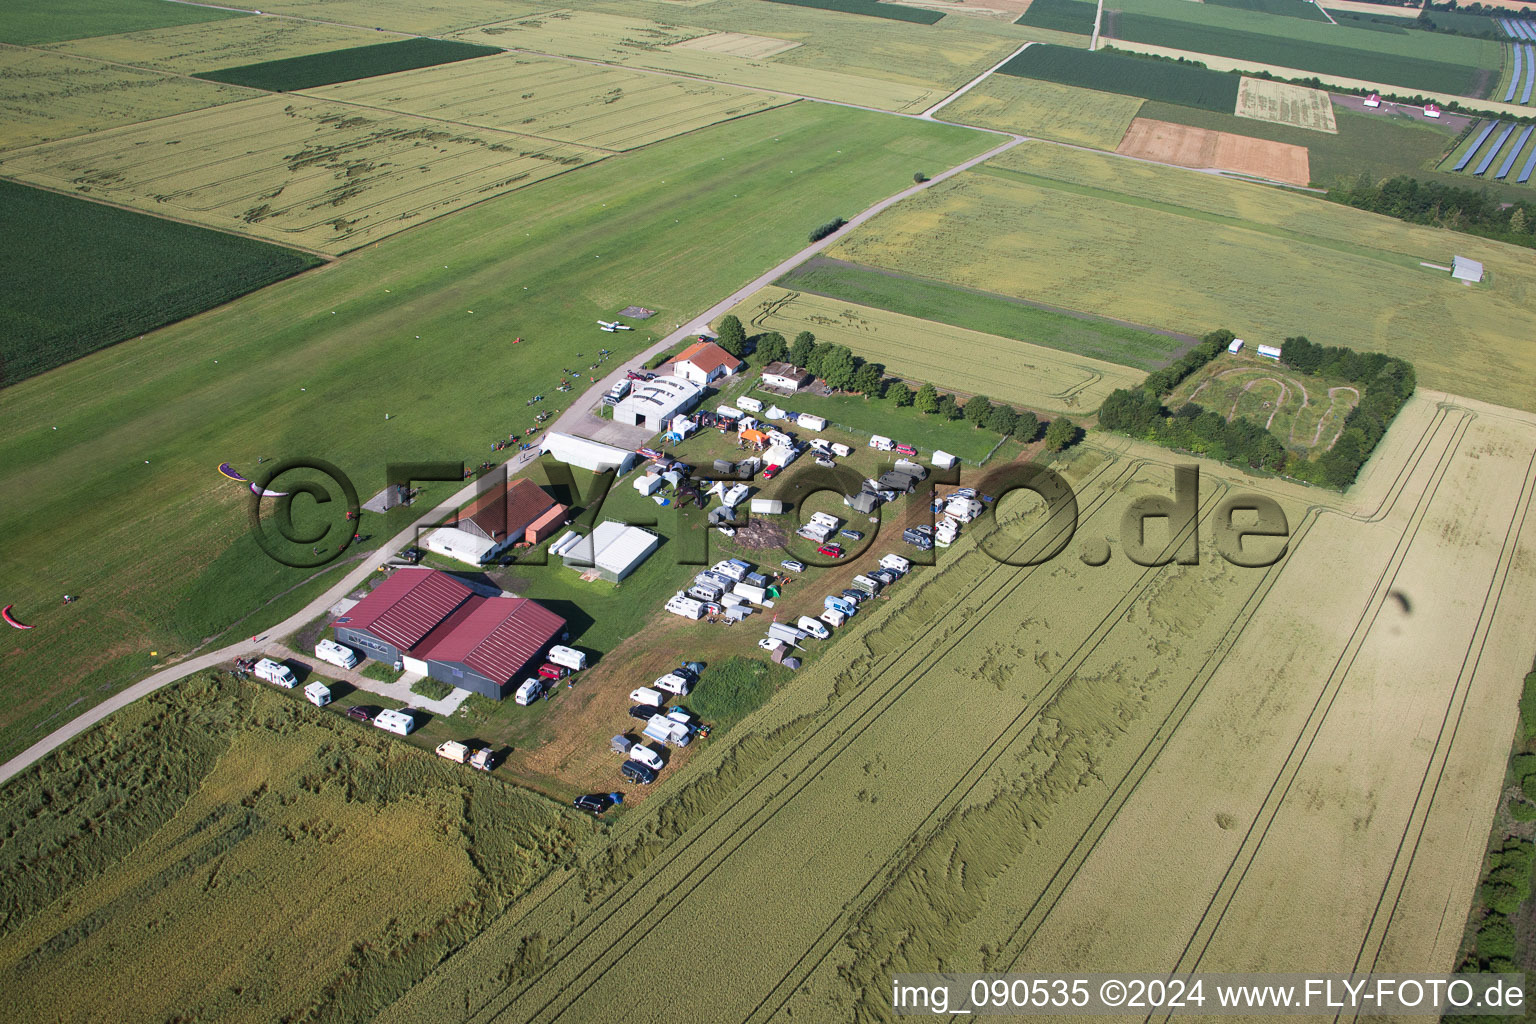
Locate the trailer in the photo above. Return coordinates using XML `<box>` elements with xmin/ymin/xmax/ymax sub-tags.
<box><xmin>868</xmin><ymin>435</ymin><xmax>894</xmax><ymax>451</ymax></box>
<box><xmin>437</xmin><ymin>740</ymin><xmax>471</xmax><ymax>763</ymax></box>
<box><xmin>665</xmin><ymin>592</ymin><xmax>705</xmax><ymax>620</ymax></box>
<box><xmin>374</xmin><ymin>709</ymin><xmax>416</xmax><ymax>735</ymax></box>
<box><xmin>880</xmin><ymin>553</ymin><xmax>911</xmax><ymax>574</ymax></box>
<box><xmin>737</xmin><ymin>396</ymin><xmax>764</xmax><ymax>413</ymax></box>
<box><xmin>768</xmin><ymin>622</ymin><xmax>807</xmax><ymax>646</ymax></box>
<box><xmin>734</xmin><ymin>582</ymin><xmax>768</xmax><ymax>605</ymax></box>
<box><xmin>630</xmin><ymin>686</ymin><xmax>665</xmax><ymax>706</ymax></box>
<box><xmin>254</xmin><ymin>658</ymin><xmax>297</xmax><ymax>688</ymax></box>
<box><xmin>304</xmin><ymin>681</ymin><xmax>332</xmax><ymax>707</ymax></box>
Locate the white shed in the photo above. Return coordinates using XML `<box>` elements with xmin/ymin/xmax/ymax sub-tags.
<box><xmin>561</xmin><ymin>520</ymin><xmax>660</xmax><ymax>582</ymax></box>
<box><xmin>1452</xmin><ymin>256</ymin><xmax>1484</xmax><ymax>283</ymax></box>
<box><xmin>634</xmin><ymin>474</ymin><xmax>664</xmax><ymax>496</ymax></box>
<box><xmin>423</xmin><ymin>525</ymin><xmax>500</xmax><ymax>566</ymax></box>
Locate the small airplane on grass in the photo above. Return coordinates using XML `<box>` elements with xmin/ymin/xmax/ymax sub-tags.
<box><xmin>597</xmin><ymin>320</ymin><xmax>633</xmax><ymax>332</ymax></box>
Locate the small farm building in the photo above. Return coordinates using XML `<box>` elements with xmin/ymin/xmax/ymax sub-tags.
<box><xmin>761</xmin><ymin>362</ymin><xmax>813</xmax><ymax>391</ymax></box>
<box><xmin>333</xmin><ymin>568</ymin><xmax>566</xmax><ymax>700</ymax></box>
<box><xmin>543</xmin><ymin>432</ymin><xmax>637</xmax><ymax>474</ymax></box>
<box><xmin>1364</xmin><ymin>93</ymin><xmax>1381</xmax><ymax>108</ymax></box>
<box><xmin>559</xmin><ymin>520</ymin><xmax>660</xmax><ymax>582</ymax></box>
<box><xmin>1452</xmin><ymin>256</ymin><xmax>1484</xmax><ymax>283</ymax></box>
<box><xmin>613</xmin><ymin>375</ymin><xmax>703</xmax><ymax>432</ymax></box>
<box><xmin>1424</xmin><ymin>103</ymin><xmax>1441</xmax><ymax>118</ymax></box>
<box><xmin>669</xmin><ymin>340</ymin><xmax>745</xmax><ymax>385</ymax></box>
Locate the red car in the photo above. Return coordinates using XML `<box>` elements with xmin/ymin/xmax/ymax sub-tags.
<box><xmin>761</xmin><ymin>464</ymin><xmax>782</xmax><ymax>480</ymax></box>
<box><xmin>894</xmin><ymin>443</ymin><xmax>918</xmax><ymax>456</ymax></box>
<box><xmin>817</xmin><ymin>543</ymin><xmax>845</xmax><ymax>558</ymax></box>
<box><xmin>537</xmin><ymin>663</ymin><xmax>568</xmax><ymax>681</ymax></box>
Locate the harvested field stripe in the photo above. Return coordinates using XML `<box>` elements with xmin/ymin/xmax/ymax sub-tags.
<box><xmin>1349</xmin><ymin>439</ymin><xmax>1536</xmax><ymax>978</ymax></box>
<box><xmin>1453</xmin><ymin>118</ymin><xmax>1499</xmax><ymax>170</ymax></box>
<box><xmin>1152</xmin><ymin>410</ymin><xmax>1473</xmax><ymax>990</ymax></box>
<box><xmin>1505</xmin><ymin>43</ymin><xmax>1520</xmax><ymax>102</ymax></box>
<box><xmin>1497</xmin><ymin>125</ymin><xmax>1532</xmax><ymax>177</ymax></box>
<box><xmin>1474</xmin><ymin>121</ymin><xmax>1515</xmax><ymax>174</ymax></box>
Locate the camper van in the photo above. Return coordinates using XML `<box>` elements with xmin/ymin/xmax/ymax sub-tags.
<box><xmin>797</xmin><ymin>616</ymin><xmax>831</xmax><ymax>640</ymax></box>
<box><xmin>868</xmin><ymin>435</ymin><xmax>894</xmax><ymax>452</ymax></box>
<box><xmin>314</xmin><ymin>639</ymin><xmax>359</xmax><ymax>670</ymax></box>
<box><xmin>665</xmin><ymin>593</ymin><xmax>705</xmax><ymax>620</ymax></box>
<box><xmin>303</xmin><ymin>681</ymin><xmax>332</xmax><ymax>707</ymax></box>
<box><xmin>254</xmin><ymin>658</ymin><xmax>297</xmax><ymax>689</ymax></box>
<box><xmin>654</xmin><ymin>672</ymin><xmax>693</xmax><ymax>696</ymax></box>
<box><xmin>880</xmin><ymin>553</ymin><xmax>911</xmax><ymax>575</ymax></box>
<box><xmin>373</xmin><ymin>709</ymin><xmax>416</xmax><ymax>736</ymax></box>
<box><xmin>547</xmin><ymin>645</ymin><xmax>587</xmax><ymax>672</ymax></box>
<box><xmin>514</xmin><ymin>678</ymin><xmax>543</xmax><ymax>705</ymax></box>
<box><xmin>831</xmin><ymin>443</ymin><xmax>853</xmax><ymax>458</ymax></box>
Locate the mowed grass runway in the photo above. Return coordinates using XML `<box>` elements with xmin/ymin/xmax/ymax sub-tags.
<box><xmin>0</xmin><ymin>102</ymin><xmax>988</xmax><ymax>763</ymax></box>
<box><xmin>828</xmin><ymin>143</ymin><xmax>1536</xmax><ymax>411</ymax></box>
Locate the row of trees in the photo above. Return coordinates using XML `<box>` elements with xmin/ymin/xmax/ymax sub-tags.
<box><xmin>1327</xmin><ymin>174</ymin><xmax>1536</xmax><ymax>251</ymax></box>
<box><xmin>720</xmin><ymin>317</ymin><xmax>1076</xmax><ymax>449</ymax></box>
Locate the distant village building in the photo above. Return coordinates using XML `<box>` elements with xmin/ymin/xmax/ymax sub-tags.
<box><xmin>1424</xmin><ymin>103</ymin><xmax>1442</xmax><ymax>118</ymax></box>
<box><xmin>1364</xmin><ymin>93</ymin><xmax>1382</xmax><ymax>108</ymax></box>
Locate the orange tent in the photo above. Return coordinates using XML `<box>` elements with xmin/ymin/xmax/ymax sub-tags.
<box><xmin>739</xmin><ymin>428</ymin><xmax>768</xmax><ymax>444</ymax></box>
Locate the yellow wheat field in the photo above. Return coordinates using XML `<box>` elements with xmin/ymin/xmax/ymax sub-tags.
<box><xmin>41</xmin><ymin>16</ymin><xmax>390</xmax><ymax>74</ymax></box>
<box><xmin>671</xmin><ymin>30</ymin><xmax>801</xmax><ymax>58</ymax></box>
<box><xmin>309</xmin><ymin>51</ymin><xmax>794</xmax><ymax>151</ymax></box>
<box><xmin>0</xmin><ymin>94</ymin><xmax>607</xmax><ymax>254</ymax></box>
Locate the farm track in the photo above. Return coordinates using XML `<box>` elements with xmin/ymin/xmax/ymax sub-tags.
<box><xmin>454</xmin><ymin>454</ymin><xmax>1144</xmax><ymax>1024</ymax></box>
<box><xmin>1148</xmin><ymin>406</ymin><xmax>1476</xmax><ymax>1011</ymax></box>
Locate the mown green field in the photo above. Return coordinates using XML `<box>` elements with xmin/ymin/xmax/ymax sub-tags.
<box><xmin>195</xmin><ymin>37</ymin><xmax>501</xmax><ymax>91</ymax></box>
<box><xmin>776</xmin><ymin>257</ymin><xmax>1187</xmax><ymax>370</ymax></box>
<box><xmin>0</xmin><ymin>102</ymin><xmax>988</xmax><ymax>764</ymax></box>
<box><xmin>0</xmin><ymin>671</ymin><xmax>585</xmax><ymax>1022</ymax></box>
<box><xmin>1000</xmin><ymin>44</ymin><xmax>1243</xmax><ymax>112</ymax></box>
<box><xmin>0</xmin><ymin>180</ymin><xmax>321</xmax><ymax>386</ymax></box>
<box><xmin>0</xmin><ymin>0</ymin><xmax>241</xmax><ymax>46</ymax></box>
<box><xmin>760</xmin><ymin>0</ymin><xmax>944</xmax><ymax>23</ymax></box>
<box><xmin>825</xmin><ymin>142</ymin><xmax>1536</xmax><ymax>411</ymax></box>
<box><xmin>1205</xmin><ymin>0</ymin><xmax>1330</xmax><ymax>21</ymax></box>
<box><xmin>1014</xmin><ymin>0</ymin><xmax>1098</xmax><ymax>35</ymax></box>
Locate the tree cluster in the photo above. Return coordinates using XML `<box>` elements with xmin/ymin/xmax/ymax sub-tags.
<box><xmin>1328</xmin><ymin>174</ymin><xmax>1536</xmax><ymax>250</ymax></box>
<box><xmin>1096</xmin><ymin>330</ymin><xmax>1416</xmax><ymax>489</ymax></box>
<box><xmin>808</xmin><ymin>218</ymin><xmax>848</xmax><ymax>243</ymax></box>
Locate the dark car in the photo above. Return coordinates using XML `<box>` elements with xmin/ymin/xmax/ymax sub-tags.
<box><xmin>574</xmin><ymin>792</ymin><xmax>622</xmax><ymax>814</ymax></box>
<box><xmin>621</xmin><ymin>760</ymin><xmax>658</xmax><ymax>785</ymax></box>
<box><xmin>869</xmin><ymin>569</ymin><xmax>900</xmax><ymax>585</ymax></box>
<box><xmin>346</xmin><ymin>706</ymin><xmax>373</xmax><ymax>722</ymax></box>
<box><xmin>497</xmin><ymin>553</ymin><xmax>517</xmax><ymax>566</ymax></box>
<box><xmin>840</xmin><ymin>589</ymin><xmax>869</xmax><ymax>604</ymax></box>
<box><xmin>399</xmin><ymin>546</ymin><xmax>423</xmax><ymax>564</ymax></box>
<box><xmin>629</xmin><ymin>704</ymin><xmax>661</xmax><ymax>721</ymax></box>
<box><xmin>839</xmin><ymin>529</ymin><xmax>863</xmax><ymax>541</ymax></box>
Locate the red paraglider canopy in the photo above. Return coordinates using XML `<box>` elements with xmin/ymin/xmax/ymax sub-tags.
<box><xmin>2</xmin><ymin>605</ymin><xmax>34</xmax><ymax>629</ymax></box>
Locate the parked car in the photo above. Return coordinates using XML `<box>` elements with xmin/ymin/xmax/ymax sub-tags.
<box><xmin>398</xmin><ymin>546</ymin><xmax>423</xmax><ymax>564</ymax></box>
<box><xmin>839</xmin><ymin>529</ymin><xmax>863</xmax><ymax>541</ymax></box>
<box><xmin>781</xmin><ymin>559</ymin><xmax>806</xmax><ymax>573</ymax></box>
<box><xmin>817</xmin><ymin>543</ymin><xmax>845</xmax><ymax>558</ymax></box>
<box><xmin>840</xmin><ymin>589</ymin><xmax>868</xmax><ymax>605</ymax></box>
<box><xmin>814</xmin><ymin>455</ymin><xmax>835</xmax><ymax>468</ymax></box>
<box><xmin>628</xmin><ymin>744</ymin><xmax>665</xmax><ymax>771</ymax></box>
<box><xmin>869</xmin><ymin>568</ymin><xmax>900</xmax><ymax>585</ymax></box>
<box><xmin>761</xmin><ymin>464</ymin><xmax>782</xmax><ymax>480</ymax></box>
<box><xmin>629</xmin><ymin>704</ymin><xmax>659</xmax><ymax>721</ymax></box>
<box><xmin>758</xmin><ymin>638</ymin><xmax>782</xmax><ymax>651</ymax></box>
<box><xmin>537</xmin><ymin>662</ymin><xmax>568</xmax><ymax>681</ymax></box>
<box><xmin>346</xmin><ymin>705</ymin><xmax>374</xmax><ymax>722</ymax></box>
<box><xmin>894</xmin><ymin>443</ymin><xmax>918</xmax><ymax>456</ymax></box>
<box><xmin>621</xmin><ymin>760</ymin><xmax>658</xmax><ymax>785</ymax></box>
<box><xmin>955</xmin><ymin>487</ymin><xmax>977</xmax><ymax>499</ymax></box>
<box><xmin>797</xmin><ymin>616</ymin><xmax>831</xmax><ymax>640</ymax></box>
<box><xmin>574</xmin><ymin>792</ymin><xmax>620</xmax><ymax>814</ymax></box>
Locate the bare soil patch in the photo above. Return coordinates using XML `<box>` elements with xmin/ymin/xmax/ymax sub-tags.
<box><xmin>1118</xmin><ymin>116</ymin><xmax>1311</xmax><ymax>186</ymax></box>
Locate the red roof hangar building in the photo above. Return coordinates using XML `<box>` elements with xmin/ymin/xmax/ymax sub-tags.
<box><xmin>333</xmin><ymin>568</ymin><xmax>567</xmax><ymax>700</ymax></box>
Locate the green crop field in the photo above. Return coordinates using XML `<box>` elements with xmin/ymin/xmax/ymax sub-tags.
<box><xmin>0</xmin><ymin>94</ymin><xmax>608</xmax><ymax>255</ymax></box>
<box><xmin>759</xmin><ymin>0</ymin><xmax>945</xmax><ymax>23</ymax></box>
<box><xmin>776</xmin><ymin>257</ymin><xmax>1188</xmax><ymax>370</ymax></box>
<box><xmin>726</xmin><ymin>285</ymin><xmax>1147</xmax><ymax>415</ymax></box>
<box><xmin>42</xmin><ymin>16</ymin><xmax>390</xmax><ymax>73</ymax></box>
<box><xmin>0</xmin><ymin>180</ymin><xmax>320</xmax><ymax>386</ymax></box>
<box><xmin>238</xmin><ymin>0</ymin><xmax>540</xmax><ymax>34</ymax></box>
<box><xmin>825</xmin><ymin>142</ymin><xmax>1536</xmax><ymax>411</ymax></box>
<box><xmin>373</xmin><ymin>404</ymin><xmax>1536</xmax><ymax>1022</ymax></box>
<box><xmin>0</xmin><ymin>0</ymin><xmax>241</xmax><ymax>47</ymax></box>
<box><xmin>0</xmin><ymin>102</ymin><xmax>988</xmax><ymax>764</ymax></box>
<box><xmin>938</xmin><ymin>75</ymin><xmax>1143</xmax><ymax>149</ymax></box>
<box><xmin>310</xmin><ymin>52</ymin><xmax>795</xmax><ymax>150</ymax></box>
<box><xmin>0</xmin><ymin>671</ymin><xmax>584</xmax><ymax>1022</ymax></box>
<box><xmin>1000</xmin><ymin>44</ymin><xmax>1243</xmax><ymax>112</ymax></box>
<box><xmin>1205</xmin><ymin>0</ymin><xmax>1331</xmax><ymax>21</ymax></box>
<box><xmin>0</xmin><ymin>46</ymin><xmax>248</xmax><ymax>152</ymax></box>
<box><xmin>195</xmin><ymin>37</ymin><xmax>501</xmax><ymax>91</ymax></box>
<box><xmin>1014</xmin><ymin>0</ymin><xmax>1098</xmax><ymax>35</ymax></box>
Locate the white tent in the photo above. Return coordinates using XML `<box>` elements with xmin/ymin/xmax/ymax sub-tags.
<box><xmin>543</xmin><ymin>432</ymin><xmax>637</xmax><ymax>474</ymax></box>
<box><xmin>423</xmin><ymin>526</ymin><xmax>499</xmax><ymax>565</ymax></box>
<box><xmin>634</xmin><ymin>475</ymin><xmax>663</xmax><ymax>496</ymax></box>
<box><xmin>931</xmin><ymin>450</ymin><xmax>958</xmax><ymax>470</ymax></box>
<box><xmin>562</xmin><ymin>520</ymin><xmax>660</xmax><ymax>582</ymax></box>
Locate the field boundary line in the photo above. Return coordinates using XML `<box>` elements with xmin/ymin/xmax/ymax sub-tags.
<box><xmin>921</xmin><ymin>41</ymin><xmax>1033</xmax><ymax>120</ymax></box>
<box><xmin>1149</xmin><ymin>408</ymin><xmax>1474</xmax><ymax>1015</ymax></box>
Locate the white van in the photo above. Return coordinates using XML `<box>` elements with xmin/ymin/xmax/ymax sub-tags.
<box><xmin>303</xmin><ymin>681</ymin><xmax>332</xmax><ymax>707</ymax></box>
<box><xmin>514</xmin><ymin>679</ymin><xmax>543</xmax><ymax>705</ymax></box>
<box><xmin>254</xmin><ymin>658</ymin><xmax>297</xmax><ymax>688</ymax></box>
<box><xmin>880</xmin><ymin>553</ymin><xmax>911</xmax><ymax>574</ymax></box>
<box><xmin>374</xmin><ymin>708</ymin><xmax>415</xmax><ymax>735</ymax></box>
<box><xmin>314</xmin><ymin>638</ymin><xmax>359</xmax><ymax>670</ymax></box>
<box><xmin>797</xmin><ymin>615</ymin><xmax>831</xmax><ymax>640</ymax></box>
<box><xmin>868</xmin><ymin>435</ymin><xmax>894</xmax><ymax>451</ymax></box>
<box><xmin>654</xmin><ymin>672</ymin><xmax>692</xmax><ymax>696</ymax></box>
<box><xmin>630</xmin><ymin>686</ymin><xmax>665</xmax><ymax>706</ymax></box>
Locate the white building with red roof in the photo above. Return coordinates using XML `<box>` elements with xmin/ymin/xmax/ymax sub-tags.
<box><xmin>332</xmin><ymin>568</ymin><xmax>567</xmax><ymax>700</ymax></box>
<box><xmin>669</xmin><ymin>339</ymin><xmax>745</xmax><ymax>385</ymax></box>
